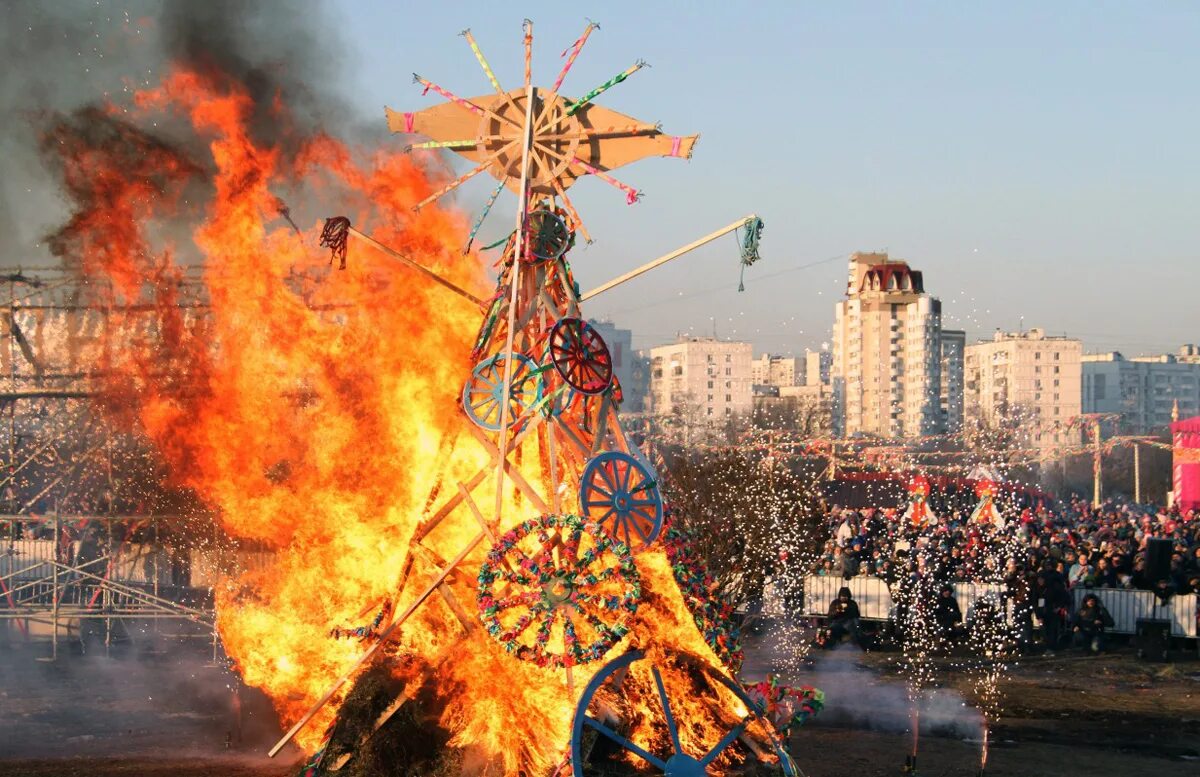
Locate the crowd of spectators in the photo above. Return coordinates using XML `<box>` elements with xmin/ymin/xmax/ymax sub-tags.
<box><xmin>814</xmin><ymin>495</ymin><xmax>1200</xmax><ymax>596</ymax></box>
<box><xmin>809</xmin><ymin>494</ymin><xmax>1199</xmax><ymax>654</ymax></box>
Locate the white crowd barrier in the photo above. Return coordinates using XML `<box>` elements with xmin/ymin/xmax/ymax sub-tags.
<box><xmin>790</xmin><ymin>575</ymin><xmax>1198</xmax><ymax>639</ymax></box>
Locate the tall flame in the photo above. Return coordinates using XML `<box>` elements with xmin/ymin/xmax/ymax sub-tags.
<box><xmin>46</xmin><ymin>63</ymin><xmax>777</xmax><ymax>775</ymax></box>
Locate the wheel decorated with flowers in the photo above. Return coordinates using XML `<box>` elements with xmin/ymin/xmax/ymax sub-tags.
<box><xmin>547</xmin><ymin>317</ymin><xmax>613</xmax><ymax>395</ymax></box>
<box><xmin>662</xmin><ymin>518</ymin><xmax>744</xmax><ymax>672</ymax></box>
<box><xmin>477</xmin><ymin>513</ymin><xmax>640</xmax><ymax>669</ymax></box>
<box><xmin>462</xmin><ymin>353</ymin><xmax>545</xmax><ymax>431</ymax></box>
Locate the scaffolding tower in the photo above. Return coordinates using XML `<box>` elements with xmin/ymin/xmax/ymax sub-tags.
<box><xmin>0</xmin><ymin>267</ymin><xmax>227</xmax><ymax>658</ymax></box>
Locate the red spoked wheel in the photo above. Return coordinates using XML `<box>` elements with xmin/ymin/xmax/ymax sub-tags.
<box><xmin>547</xmin><ymin>317</ymin><xmax>613</xmax><ymax>396</ymax></box>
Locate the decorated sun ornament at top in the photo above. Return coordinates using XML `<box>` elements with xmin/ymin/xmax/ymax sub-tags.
<box><xmin>386</xmin><ymin>23</ymin><xmax>697</xmax><ymax>247</ymax></box>
<box><xmin>903</xmin><ymin>474</ymin><xmax>936</xmax><ymax>529</ymax></box>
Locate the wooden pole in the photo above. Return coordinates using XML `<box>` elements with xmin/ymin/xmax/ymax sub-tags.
<box><xmin>347</xmin><ymin>227</ymin><xmax>485</xmax><ymax>307</ymax></box>
<box><xmin>1092</xmin><ymin>419</ymin><xmax>1102</xmax><ymax>508</ymax></box>
<box><xmin>1133</xmin><ymin>443</ymin><xmax>1141</xmax><ymax>504</ymax></box>
<box><xmin>267</xmin><ymin>531</ymin><xmax>487</xmax><ymax>758</ymax></box>
<box><xmin>492</xmin><ymin>80</ymin><xmax>537</xmax><ymax>527</ymax></box>
<box><xmin>579</xmin><ymin>215</ymin><xmax>758</xmax><ymax>301</ymax></box>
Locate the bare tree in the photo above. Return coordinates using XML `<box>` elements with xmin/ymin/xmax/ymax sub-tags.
<box><xmin>655</xmin><ymin>443</ymin><xmax>826</xmax><ymax>607</ymax></box>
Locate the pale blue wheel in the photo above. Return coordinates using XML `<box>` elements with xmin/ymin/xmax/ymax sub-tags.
<box><xmin>579</xmin><ymin>451</ymin><xmax>663</xmax><ymax>552</ymax></box>
<box><xmin>570</xmin><ymin>650</ymin><xmax>798</xmax><ymax>776</ymax></box>
<box><xmin>462</xmin><ymin>353</ymin><xmax>544</xmax><ymax>431</ymax></box>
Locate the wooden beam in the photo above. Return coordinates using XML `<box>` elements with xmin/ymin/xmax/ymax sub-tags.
<box><xmin>268</xmin><ymin>530</ymin><xmax>487</xmax><ymax>757</ymax></box>
<box><xmin>347</xmin><ymin>227</ymin><xmax>486</xmax><ymax>308</ymax></box>
<box><xmin>579</xmin><ymin>215</ymin><xmax>759</xmax><ymax>301</ymax></box>
<box><xmin>466</xmin><ymin>422</ymin><xmax>551</xmax><ymax>515</ymax></box>
<box><xmin>411</xmin><ymin>410</ymin><xmax>548</xmax><ymax>543</ymax></box>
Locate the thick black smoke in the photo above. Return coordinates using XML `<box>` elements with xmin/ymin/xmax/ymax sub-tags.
<box><xmin>0</xmin><ymin>0</ymin><xmax>349</xmax><ymax>266</ymax></box>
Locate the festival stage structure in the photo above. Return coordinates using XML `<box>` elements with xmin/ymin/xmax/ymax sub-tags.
<box><xmin>255</xmin><ymin>21</ymin><xmax>818</xmax><ymax>776</ymax></box>
<box><xmin>0</xmin><ymin>269</ymin><xmax>225</xmax><ymax>657</ymax></box>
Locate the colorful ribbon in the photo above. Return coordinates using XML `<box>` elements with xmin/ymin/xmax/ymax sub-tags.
<box><xmin>523</xmin><ymin>19</ymin><xmax>533</xmax><ymax>89</ymax></box>
<box><xmin>571</xmin><ymin>157</ymin><xmax>641</xmax><ymax>204</ymax></box>
<box><xmin>413</xmin><ymin>74</ymin><xmax>485</xmax><ymax>117</ymax></box>
<box><xmin>465</xmin><ymin>179</ymin><xmax>507</xmax><ymax>254</ymax></box>
<box><xmin>461</xmin><ymin>29</ymin><xmax>503</xmax><ymax>93</ymax></box>
<box><xmin>411</xmin><ymin>158</ymin><xmax>493</xmax><ymax>212</ymax></box>
<box><xmin>552</xmin><ymin>21</ymin><xmax>599</xmax><ymax>93</ymax></box>
<box><xmin>407</xmin><ymin>138</ymin><xmax>478</xmax><ymax>151</ymax></box>
<box><xmin>565</xmin><ymin>60</ymin><xmax>648</xmax><ymax>117</ymax></box>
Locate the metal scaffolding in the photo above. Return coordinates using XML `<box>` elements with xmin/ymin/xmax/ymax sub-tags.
<box><xmin>0</xmin><ymin>267</ymin><xmax>226</xmax><ymax>658</ymax></box>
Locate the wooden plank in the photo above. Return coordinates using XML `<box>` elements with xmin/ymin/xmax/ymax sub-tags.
<box><xmin>465</xmin><ymin>423</ymin><xmax>551</xmax><ymax>514</ymax></box>
<box><xmin>268</xmin><ymin>531</ymin><xmax>487</xmax><ymax>757</ymax></box>
<box><xmin>411</xmin><ymin>412</ymin><xmax>547</xmax><ymax>543</ymax></box>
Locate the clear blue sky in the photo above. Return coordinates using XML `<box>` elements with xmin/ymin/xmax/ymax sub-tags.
<box><xmin>338</xmin><ymin>2</ymin><xmax>1199</xmax><ymax>356</ymax></box>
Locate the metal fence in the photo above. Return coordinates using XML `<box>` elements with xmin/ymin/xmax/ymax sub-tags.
<box><xmin>780</xmin><ymin>575</ymin><xmax>1199</xmax><ymax>639</ymax></box>
<box><xmin>0</xmin><ymin>515</ymin><xmax>271</xmax><ymax>658</ymax></box>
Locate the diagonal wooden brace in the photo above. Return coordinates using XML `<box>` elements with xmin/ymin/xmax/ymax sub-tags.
<box><xmin>465</xmin><ymin>423</ymin><xmax>551</xmax><ymax>514</ymax></box>
<box><xmin>267</xmin><ymin>531</ymin><xmax>487</xmax><ymax>758</ymax></box>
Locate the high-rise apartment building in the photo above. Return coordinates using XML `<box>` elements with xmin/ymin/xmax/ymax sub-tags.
<box><xmin>964</xmin><ymin>328</ymin><xmax>1082</xmax><ymax>447</ymax></box>
<box><xmin>751</xmin><ymin>354</ymin><xmax>803</xmax><ymax>387</ymax></box>
<box><xmin>941</xmin><ymin>329</ymin><xmax>966</xmax><ymax>432</ymax></box>
<box><xmin>1082</xmin><ymin>348</ymin><xmax>1200</xmax><ymax>433</ymax></box>
<box><xmin>648</xmin><ymin>337</ymin><xmax>753</xmax><ymax>428</ymax></box>
<box><xmin>831</xmin><ymin>252</ymin><xmax>947</xmax><ymax>438</ymax></box>
<box><xmin>588</xmin><ymin>319</ymin><xmax>647</xmax><ymax>413</ymax></box>
<box><xmin>805</xmin><ymin>349</ymin><xmax>832</xmax><ymax>387</ymax></box>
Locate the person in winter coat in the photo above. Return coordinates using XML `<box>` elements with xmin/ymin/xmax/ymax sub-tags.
<box><xmin>933</xmin><ymin>583</ymin><xmax>964</xmax><ymax>643</ymax></box>
<box><xmin>825</xmin><ymin>586</ymin><xmax>862</xmax><ymax>648</ymax></box>
<box><xmin>1036</xmin><ymin>560</ymin><xmax>1071</xmax><ymax>653</ymax></box>
<box><xmin>1071</xmin><ymin>593</ymin><xmax>1115</xmax><ymax>652</ymax></box>
<box><xmin>1003</xmin><ymin>560</ymin><xmax>1032</xmax><ymax>651</ymax></box>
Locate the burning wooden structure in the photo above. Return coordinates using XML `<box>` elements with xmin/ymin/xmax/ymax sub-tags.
<box><xmin>262</xmin><ymin>20</ymin><xmax>798</xmax><ymax>777</ymax></box>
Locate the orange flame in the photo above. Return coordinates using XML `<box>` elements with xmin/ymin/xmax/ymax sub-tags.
<box><xmin>48</xmin><ymin>63</ymin><xmax>779</xmax><ymax>774</ymax></box>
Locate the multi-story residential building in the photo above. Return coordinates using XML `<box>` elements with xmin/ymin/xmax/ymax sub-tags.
<box><xmin>940</xmin><ymin>329</ymin><xmax>966</xmax><ymax>432</ymax></box>
<box><xmin>648</xmin><ymin>337</ymin><xmax>753</xmax><ymax>430</ymax></box>
<box><xmin>1175</xmin><ymin>344</ymin><xmax>1200</xmax><ymax>365</ymax></box>
<box><xmin>751</xmin><ymin>354</ymin><xmax>804</xmax><ymax>387</ymax></box>
<box><xmin>1082</xmin><ymin>349</ymin><xmax>1200</xmax><ymax>433</ymax></box>
<box><xmin>964</xmin><ymin>328</ymin><xmax>1083</xmax><ymax>448</ymax></box>
<box><xmin>588</xmin><ymin>319</ymin><xmax>647</xmax><ymax>413</ymax></box>
<box><xmin>831</xmin><ymin>252</ymin><xmax>946</xmax><ymax>438</ymax></box>
<box><xmin>805</xmin><ymin>349</ymin><xmax>832</xmax><ymax>387</ymax></box>
<box><xmin>752</xmin><ymin>383</ymin><xmax>834</xmax><ymax>435</ymax></box>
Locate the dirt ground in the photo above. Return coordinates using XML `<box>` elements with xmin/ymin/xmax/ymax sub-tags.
<box><xmin>1</xmin><ymin>632</ymin><xmax>1197</xmax><ymax>776</ymax></box>
<box><xmin>767</xmin><ymin>632</ymin><xmax>1200</xmax><ymax>777</ymax></box>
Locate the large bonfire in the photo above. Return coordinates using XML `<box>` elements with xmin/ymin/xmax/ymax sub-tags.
<box><xmin>40</xmin><ymin>27</ymin><xmax>801</xmax><ymax>776</ymax></box>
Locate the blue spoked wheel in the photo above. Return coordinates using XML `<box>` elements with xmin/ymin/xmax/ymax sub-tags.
<box><xmin>570</xmin><ymin>650</ymin><xmax>798</xmax><ymax>776</ymax></box>
<box><xmin>579</xmin><ymin>451</ymin><xmax>663</xmax><ymax>552</ymax></box>
<box><xmin>462</xmin><ymin>353</ymin><xmax>544</xmax><ymax>431</ymax></box>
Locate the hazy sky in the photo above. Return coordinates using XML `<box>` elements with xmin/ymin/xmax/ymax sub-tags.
<box><xmin>8</xmin><ymin>2</ymin><xmax>1195</xmax><ymax>358</ymax></box>
<box><xmin>329</xmin><ymin>1</ymin><xmax>1199</xmax><ymax>357</ymax></box>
